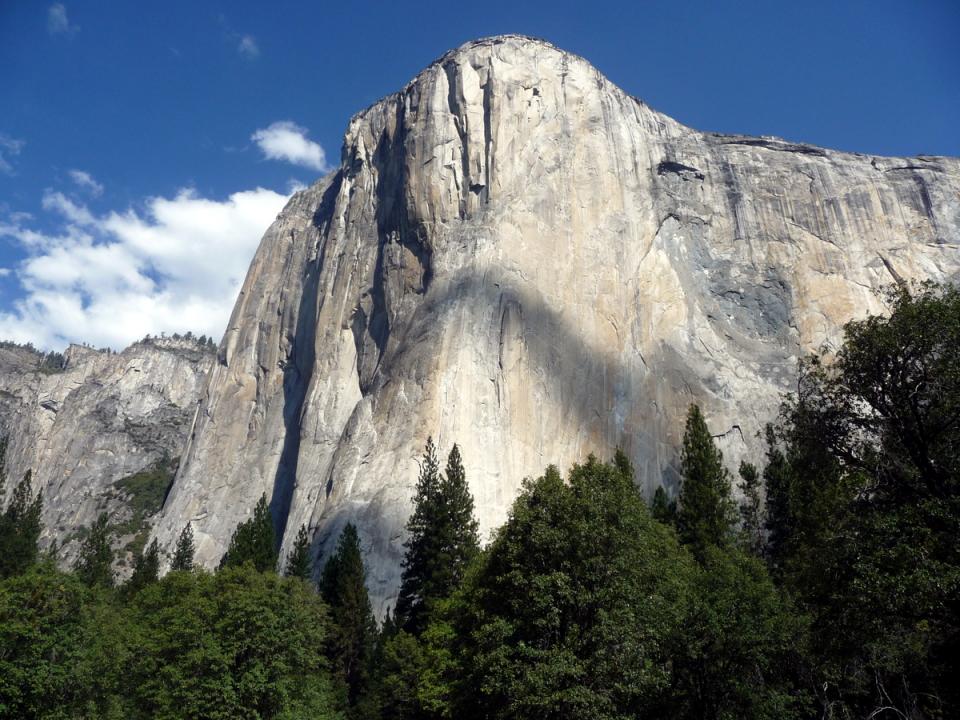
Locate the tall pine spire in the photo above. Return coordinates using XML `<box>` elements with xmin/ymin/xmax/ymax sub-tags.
<box><xmin>395</xmin><ymin>438</ymin><xmax>480</xmax><ymax>634</ymax></box>
<box><xmin>676</xmin><ymin>404</ymin><xmax>735</xmax><ymax>560</ymax></box>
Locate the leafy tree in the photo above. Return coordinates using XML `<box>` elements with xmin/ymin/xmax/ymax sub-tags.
<box><xmin>128</xmin><ymin>565</ymin><xmax>339</xmax><ymax>719</ymax></box>
<box><xmin>650</xmin><ymin>485</ymin><xmax>677</xmax><ymax>525</ymax></box>
<box><xmin>676</xmin><ymin>405</ymin><xmax>736</xmax><ymax>559</ymax></box>
<box><xmin>396</xmin><ymin>439</ymin><xmax>480</xmax><ymax>634</ymax></box>
<box><xmin>285</xmin><ymin>524</ymin><xmax>313</xmax><ymax>580</ymax></box>
<box><xmin>0</xmin><ymin>470</ymin><xmax>43</xmax><ymax>579</ymax></box>
<box><xmin>219</xmin><ymin>493</ymin><xmax>277</xmax><ymax>573</ymax></box>
<box><xmin>0</xmin><ymin>563</ymin><xmax>132</xmax><ymax>717</ymax></box>
<box><xmin>451</xmin><ymin>457</ymin><xmax>694</xmax><ymax>719</ymax></box>
<box><xmin>74</xmin><ymin>512</ymin><xmax>115</xmax><ymax>588</ymax></box>
<box><xmin>125</xmin><ymin>538</ymin><xmax>160</xmax><ymax>595</ymax></box>
<box><xmin>320</xmin><ymin>523</ymin><xmax>377</xmax><ymax>711</ymax></box>
<box><xmin>767</xmin><ymin>283</ymin><xmax>960</xmax><ymax>717</ymax></box>
<box><xmin>737</xmin><ymin>461</ymin><xmax>764</xmax><ymax>556</ymax></box>
<box><xmin>170</xmin><ymin>523</ymin><xmax>195</xmax><ymax>572</ymax></box>
<box><xmin>666</xmin><ymin>546</ymin><xmax>809</xmax><ymax>720</ymax></box>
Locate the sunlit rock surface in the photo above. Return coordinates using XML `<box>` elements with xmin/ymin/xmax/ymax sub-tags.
<box><xmin>153</xmin><ymin>35</ymin><xmax>960</xmax><ymax>613</ymax></box>
<box><xmin>0</xmin><ymin>338</ymin><xmax>213</xmax><ymax>568</ymax></box>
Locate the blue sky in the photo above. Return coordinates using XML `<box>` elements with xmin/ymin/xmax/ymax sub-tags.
<box><xmin>1</xmin><ymin>1</ymin><xmax>957</xmax><ymax>350</ymax></box>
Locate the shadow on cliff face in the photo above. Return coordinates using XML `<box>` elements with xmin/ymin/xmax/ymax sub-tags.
<box><xmin>269</xmin><ymin>173</ymin><xmax>343</xmax><ymax>541</ymax></box>
<box><xmin>348</xmin><ymin>260</ymin><xmax>793</xmax><ymax>504</ymax></box>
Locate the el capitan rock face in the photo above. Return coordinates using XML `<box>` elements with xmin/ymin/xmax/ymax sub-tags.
<box><xmin>151</xmin><ymin>35</ymin><xmax>960</xmax><ymax>613</ymax></box>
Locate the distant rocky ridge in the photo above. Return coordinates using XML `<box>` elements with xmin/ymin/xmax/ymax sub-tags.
<box><xmin>0</xmin><ymin>336</ymin><xmax>214</xmax><ymax>569</ymax></box>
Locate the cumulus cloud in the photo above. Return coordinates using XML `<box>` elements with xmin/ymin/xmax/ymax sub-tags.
<box><xmin>0</xmin><ymin>134</ymin><xmax>25</xmax><ymax>175</ymax></box>
<box><xmin>47</xmin><ymin>3</ymin><xmax>77</xmax><ymax>35</ymax></box>
<box><xmin>237</xmin><ymin>34</ymin><xmax>260</xmax><ymax>59</ymax></box>
<box><xmin>68</xmin><ymin>169</ymin><xmax>103</xmax><ymax>196</ymax></box>
<box><xmin>251</xmin><ymin>121</ymin><xmax>330</xmax><ymax>172</ymax></box>
<box><xmin>0</xmin><ymin>187</ymin><xmax>290</xmax><ymax>350</ymax></box>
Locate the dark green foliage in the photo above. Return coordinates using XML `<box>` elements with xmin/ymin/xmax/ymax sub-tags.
<box><xmin>219</xmin><ymin>493</ymin><xmax>277</xmax><ymax>573</ymax></box>
<box><xmin>761</xmin><ymin>424</ymin><xmax>792</xmax><ymax>572</ymax></box>
<box><xmin>128</xmin><ymin>566</ymin><xmax>339</xmax><ymax>719</ymax></box>
<box><xmin>764</xmin><ymin>283</ymin><xmax>960</xmax><ymax>717</ymax></box>
<box><xmin>737</xmin><ymin>461</ymin><xmax>764</xmax><ymax>556</ymax></box>
<box><xmin>113</xmin><ymin>457</ymin><xmax>177</xmax><ymax>519</ymax></box>
<box><xmin>396</xmin><ymin>439</ymin><xmax>480</xmax><ymax>634</ymax></box>
<box><xmin>0</xmin><ymin>563</ymin><xmax>132</xmax><ymax>718</ymax></box>
<box><xmin>650</xmin><ymin>485</ymin><xmax>677</xmax><ymax>525</ymax></box>
<box><xmin>0</xmin><ymin>563</ymin><xmax>341</xmax><ymax>719</ymax></box>
<box><xmin>0</xmin><ymin>470</ymin><xmax>43</xmax><ymax>579</ymax></box>
<box><xmin>676</xmin><ymin>404</ymin><xmax>736</xmax><ymax>558</ymax></box>
<box><xmin>124</xmin><ymin>538</ymin><xmax>160</xmax><ymax>595</ymax></box>
<box><xmin>170</xmin><ymin>523</ymin><xmax>195</xmax><ymax>571</ymax></box>
<box><xmin>666</xmin><ymin>546</ymin><xmax>808</xmax><ymax>720</ymax></box>
<box><xmin>111</xmin><ymin>458</ymin><xmax>178</xmax><ymax>544</ymax></box>
<box><xmin>285</xmin><ymin>524</ymin><xmax>313</xmax><ymax>579</ymax></box>
<box><xmin>74</xmin><ymin>512</ymin><xmax>115</xmax><ymax>588</ymax></box>
<box><xmin>451</xmin><ymin>457</ymin><xmax>694</xmax><ymax>719</ymax></box>
<box><xmin>320</xmin><ymin>523</ymin><xmax>377</xmax><ymax>711</ymax></box>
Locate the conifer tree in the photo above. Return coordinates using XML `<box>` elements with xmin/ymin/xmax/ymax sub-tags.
<box><xmin>396</xmin><ymin>439</ymin><xmax>480</xmax><ymax>634</ymax></box>
<box><xmin>170</xmin><ymin>523</ymin><xmax>195</xmax><ymax>571</ymax></box>
<box><xmin>436</xmin><ymin>443</ymin><xmax>480</xmax><ymax>588</ymax></box>
<box><xmin>0</xmin><ymin>469</ymin><xmax>43</xmax><ymax>578</ymax></box>
<box><xmin>395</xmin><ymin>437</ymin><xmax>442</xmax><ymax>632</ymax></box>
<box><xmin>75</xmin><ymin>512</ymin><xmax>114</xmax><ymax>587</ymax></box>
<box><xmin>125</xmin><ymin>538</ymin><xmax>160</xmax><ymax>595</ymax></box>
<box><xmin>762</xmin><ymin>424</ymin><xmax>793</xmax><ymax>572</ymax></box>
<box><xmin>219</xmin><ymin>493</ymin><xmax>277</xmax><ymax>572</ymax></box>
<box><xmin>320</xmin><ymin>522</ymin><xmax>377</xmax><ymax>709</ymax></box>
<box><xmin>285</xmin><ymin>524</ymin><xmax>313</xmax><ymax>579</ymax></box>
<box><xmin>650</xmin><ymin>486</ymin><xmax>677</xmax><ymax>525</ymax></box>
<box><xmin>676</xmin><ymin>404</ymin><xmax>735</xmax><ymax>559</ymax></box>
<box><xmin>738</xmin><ymin>461</ymin><xmax>764</xmax><ymax>556</ymax></box>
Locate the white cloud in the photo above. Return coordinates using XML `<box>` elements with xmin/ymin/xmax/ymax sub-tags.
<box><xmin>237</xmin><ymin>35</ymin><xmax>260</xmax><ymax>59</ymax></box>
<box><xmin>0</xmin><ymin>187</ymin><xmax>291</xmax><ymax>350</ymax></box>
<box><xmin>0</xmin><ymin>135</ymin><xmax>25</xmax><ymax>175</ymax></box>
<box><xmin>251</xmin><ymin>121</ymin><xmax>330</xmax><ymax>172</ymax></box>
<box><xmin>68</xmin><ymin>169</ymin><xmax>104</xmax><ymax>196</ymax></box>
<box><xmin>47</xmin><ymin>3</ymin><xmax>77</xmax><ymax>35</ymax></box>
<box><xmin>42</xmin><ymin>190</ymin><xmax>95</xmax><ymax>226</ymax></box>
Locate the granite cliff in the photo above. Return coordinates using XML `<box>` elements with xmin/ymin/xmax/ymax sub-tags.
<box><xmin>6</xmin><ymin>35</ymin><xmax>953</xmax><ymax>610</ymax></box>
<box><xmin>0</xmin><ymin>337</ymin><xmax>214</xmax><ymax>568</ymax></box>
<box><xmin>150</xmin><ymin>35</ymin><xmax>960</xmax><ymax>612</ymax></box>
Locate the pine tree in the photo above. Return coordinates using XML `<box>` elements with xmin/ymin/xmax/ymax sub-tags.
<box><xmin>285</xmin><ymin>524</ymin><xmax>313</xmax><ymax>579</ymax></box>
<box><xmin>320</xmin><ymin>522</ymin><xmax>377</xmax><ymax>709</ymax></box>
<box><xmin>170</xmin><ymin>523</ymin><xmax>195</xmax><ymax>571</ymax></box>
<box><xmin>676</xmin><ymin>404</ymin><xmax>736</xmax><ymax>560</ymax></box>
<box><xmin>650</xmin><ymin>485</ymin><xmax>677</xmax><ymax>525</ymax></box>
<box><xmin>219</xmin><ymin>493</ymin><xmax>277</xmax><ymax>573</ymax></box>
<box><xmin>395</xmin><ymin>437</ymin><xmax>442</xmax><ymax>632</ymax></box>
<box><xmin>436</xmin><ymin>443</ymin><xmax>480</xmax><ymax>588</ymax></box>
<box><xmin>738</xmin><ymin>461</ymin><xmax>764</xmax><ymax>556</ymax></box>
<box><xmin>762</xmin><ymin>424</ymin><xmax>793</xmax><ymax>572</ymax></box>
<box><xmin>125</xmin><ymin>538</ymin><xmax>160</xmax><ymax>595</ymax></box>
<box><xmin>75</xmin><ymin>512</ymin><xmax>114</xmax><ymax>587</ymax></box>
<box><xmin>0</xmin><ymin>469</ymin><xmax>43</xmax><ymax>579</ymax></box>
<box><xmin>396</xmin><ymin>439</ymin><xmax>480</xmax><ymax>634</ymax></box>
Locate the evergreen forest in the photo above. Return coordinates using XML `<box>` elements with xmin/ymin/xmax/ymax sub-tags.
<box><xmin>0</xmin><ymin>283</ymin><xmax>957</xmax><ymax>719</ymax></box>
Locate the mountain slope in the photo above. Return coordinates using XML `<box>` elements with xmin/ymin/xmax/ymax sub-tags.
<box><xmin>153</xmin><ymin>35</ymin><xmax>960</xmax><ymax>612</ymax></box>
<box><xmin>0</xmin><ymin>338</ymin><xmax>213</xmax><ymax>568</ymax></box>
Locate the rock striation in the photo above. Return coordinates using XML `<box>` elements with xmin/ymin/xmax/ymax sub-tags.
<box><xmin>151</xmin><ymin>35</ymin><xmax>960</xmax><ymax>613</ymax></box>
<box><xmin>0</xmin><ymin>337</ymin><xmax>213</xmax><ymax>568</ymax></box>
